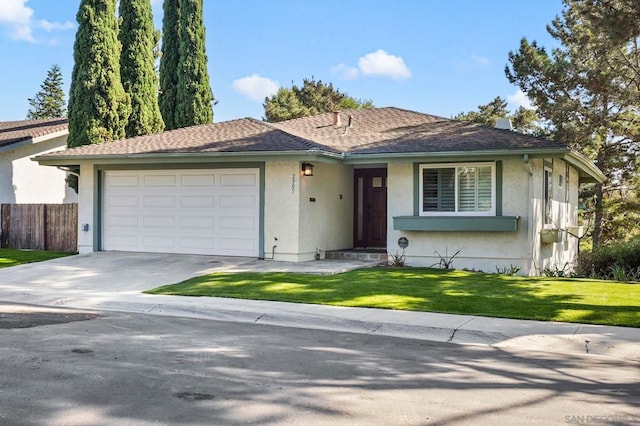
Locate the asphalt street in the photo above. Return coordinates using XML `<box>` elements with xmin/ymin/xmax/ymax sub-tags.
<box><xmin>0</xmin><ymin>304</ymin><xmax>638</xmax><ymax>426</ymax></box>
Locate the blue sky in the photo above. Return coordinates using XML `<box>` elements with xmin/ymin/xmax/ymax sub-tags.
<box><xmin>0</xmin><ymin>0</ymin><xmax>562</xmax><ymax>123</ymax></box>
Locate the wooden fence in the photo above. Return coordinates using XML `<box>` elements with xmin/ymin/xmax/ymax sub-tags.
<box><xmin>0</xmin><ymin>204</ymin><xmax>78</xmax><ymax>252</ymax></box>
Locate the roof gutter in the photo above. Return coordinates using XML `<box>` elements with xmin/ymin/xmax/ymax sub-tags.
<box><xmin>563</xmin><ymin>150</ymin><xmax>606</xmax><ymax>183</ymax></box>
<box><xmin>343</xmin><ymin>147</ymin><xmax>571</xmax><ymax>162</ymax></box>
<box><xmin>33</xmin><ymin>148</ymin><xmax>344</xmax><ymax>166</ymax></box>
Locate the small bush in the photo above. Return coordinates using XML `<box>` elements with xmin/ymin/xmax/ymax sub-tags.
<box><xmin>496</xmin><ymin>264</ymin><xmax>521</xmax><ymax>276</ymax></box>
<box><xmin>576</xmin><ymin>238</ymin><xmax>640</xmax><ymax>280</ymax></box>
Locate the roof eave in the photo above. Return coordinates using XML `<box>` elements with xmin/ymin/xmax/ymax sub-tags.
<box><xmin>343</xmin><ymin>147</ymin><xmax>571</xmax><ymax>163</ymax></box>
<box><xmin>564</xmin><ymin>150</ymin><xmax>606</xmax><ymax>184</ymax></box>
<box><xmin>34</xmin><ymin>149</ymin><xmax>344</xmax><ymax>166</ymax></box>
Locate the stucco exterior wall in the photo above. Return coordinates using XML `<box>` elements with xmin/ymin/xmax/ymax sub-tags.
<box><xmin>77</xmin><ymin>162</ymin><xmax>95</xmax><ymax>254</ymax></box>
<box><xmin>298</xmin><ymin>162</ymin><xmax>353</xmax><ymax>260</ymax></box>
<box><xmin>0</xmin><ymin>135</ymin><xmax>77</xmax><ymax>204</ymax></box>
<box><xmin>264</xmin><ymin>161</ymin><xmax>302</xmax><ymax>261</ymax></box>
<box><xmin>387</xmin><ymin>158</ymin><xmax>534</xmax><ymax>274</ymax></box>
<box><xmin>264</xmin><ymin>161</ymin><xmax>353</xmax><ymax>261</ymax></box>
<box><xmin>535</xmin><ymin>158</ymin><xmax>581</xmax><ymax>274</ymax></box>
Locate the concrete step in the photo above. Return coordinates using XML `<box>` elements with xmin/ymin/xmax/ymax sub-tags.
<box><xmin>325</xmin><ymin>250</ymin><xmax>388</xmax><ymax>262</ymax></box>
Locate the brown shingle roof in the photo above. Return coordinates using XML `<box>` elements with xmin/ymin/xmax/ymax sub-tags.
<box><xmin>273</xmin><ymin>107</ymin><xmax>566</xmax><ymax>154</ymax></box>
<box><xmin>41</xmin><ymin>117</ymin><xmax>336</xmax><ymax>158</ymax></box>
<box><xmin>37</xmin><ymin>108</ymin><xmax>568</xmax><ymax>160</ymax></box>
<box><xmin>0</xmin><ymin>118</ymin><xmax>68</xmax><ymax>148</ymax></box>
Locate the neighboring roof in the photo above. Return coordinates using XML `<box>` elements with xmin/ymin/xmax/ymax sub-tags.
<box><xmin>0</xmin><ymin>118</ymin><xmax>68</xmax><ymax>149</ymax></box>
<box><xmin>39</xmin><ymin>117</ymin><xmax>336</xmax><ymax>159</ymax></box>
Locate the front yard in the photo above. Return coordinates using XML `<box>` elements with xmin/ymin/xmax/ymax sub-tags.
<box><xmin>147</xmin><ymin>268</ymin><xmax>640</xmax><ymax>327</ymax></box>
<box><xmin>0</xmin><ymin>249</ymin><xmax>75</xmax><ymax>268</ymax></box>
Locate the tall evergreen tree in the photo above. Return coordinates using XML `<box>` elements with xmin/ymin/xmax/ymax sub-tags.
<box><xmin>119</xmin><ymin>0</ymin><xmax>164</xmax><ymax>137</ymax></box>
<box><xmin>67</xmin><ymin>0</ymin><xmax>130</xmax><ymax>148</ymax></box>
<box><xmin>158</xmin><ymin>0</ymin><xmax>181</xmax><ymax>130</ymax></box>
<box><xmin>175</xmin><ymin>0</ymin><xmax>214</xmax><ymax>127</ymax></box>
<box><xmin>27</xmin><ymin>64</ymin><xmax>67</xmax><ymax>119</ymax></box>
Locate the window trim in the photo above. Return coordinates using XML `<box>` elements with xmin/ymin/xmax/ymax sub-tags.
<box><xmin>418</xmin><ymin>162</ymin><xmax>496</xmax><ymax>217</ymax></box>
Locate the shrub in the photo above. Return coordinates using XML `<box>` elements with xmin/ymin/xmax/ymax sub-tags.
<box><xmin>576</xmin><ymin>238</ymin><xmax>640</xmax><ymax>280</ymax></box>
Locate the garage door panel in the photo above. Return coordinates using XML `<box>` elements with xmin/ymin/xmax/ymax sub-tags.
<box><xmin>181</xmin><ymin>174</ymin><xmax>215</xmax><ymax>186</ymax></box>
<box><xmin>144</xmin><ymin>175</ymin><xmax>176</xmax><ymax>186</ymax></box>
<box><xmin>219</xmin><ymin>216</ymin><xmax>255</xmax><ymax>230</ymax></box>
<box><xmin>108</xmin><ymin>215</ymin><xmax>139</xmax><ymax>227</ymax></box>
<box><xmin>103</xmin><ymin>169</ymin><xmax>259</xmax><ymax>256</ymax></box>
<box><xmin>143</xmin><ymin>196</ymin><xmax>176</xmax><ymax>208</ymax></box>
<box><xmin>220</xmin><ymin>237</ymin><xmax>256</xmax><ymax>251</ymax></box>
<box><xmin>181</xmin><ymin>216</ymin><xmax>215</xmax><ymax>229</ymax></box>
<box><xmin>180</xmin><ymin>237</ymin><xmax>215</xmax><ymax>250</ymax></box>
<box><xmin>180</xmin><ymin>196</ymin><xmax>214</xmax><ymax>208</ymax></box>
<box><xmin>108</xmin><ymin>234</ymin><xmax>139</xmax><ymax>247</ymax></box>
<box><xmin>220</xmin><ymin>194</ymin><xmax>256</xmax><ymax>208</ymax></box>
<box><xmin>109</xmin><ymin>175</ymin><xmax>139</xmax><ymax>187</ymax></box>
<box><xmin>220</xmin><ymin>173</ymin><xmax>256</xmax><ymax>186</ymax></box>
<box><xmin>142</xmin><ymin>216</ymin><xmax>176</xmax><ymax>228</ymax></box>
<box><xmin>108</xmin><ymin>196</ymin><xmax>139</xmax><ymax>208</ymax></box>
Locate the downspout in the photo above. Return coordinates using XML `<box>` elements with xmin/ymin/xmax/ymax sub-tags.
<box><xmin>524</xmin><ymin>154</ymin><xmax>535</xmax><ymax>275</ymax></box>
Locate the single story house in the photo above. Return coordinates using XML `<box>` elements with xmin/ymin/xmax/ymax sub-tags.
<box><xmin>1</xmin><ymin>118</ymin><xmax>77</xmax><ymax>204</ymax></box>
<box><xmin>35</xmin><ymin>107</ymin><xmax>604</xmax><ymax>275</ymax></box>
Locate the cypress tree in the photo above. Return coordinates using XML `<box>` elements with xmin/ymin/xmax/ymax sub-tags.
<box><xmin>158</xmin><ymin>0</ymin><xmax>181</xmax><ymax>130</ymax></box>
<box><xmin>119</xmin><ymin>0</ymin><xmax>164</xmax><ymax>137</ymax></box>
<box><xmin>68</xmin><ymin>0</ymin><xmax>130</xmax><ymax>147</ymax></box>
<box><xmin>175</xmin><ymin>0</ymin><xmax>214</xmax><ymax>127</ymax></box>
<box><xmin>27</xmin><ymin>64</ymin><xmax>67</xmax><ymax>119</ymax></box>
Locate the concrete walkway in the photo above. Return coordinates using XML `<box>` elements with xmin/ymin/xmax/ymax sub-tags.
<box><xmin>1</xmin><ymin>252</ymin><xmax>638</xmax><ymax>362</ymax></box>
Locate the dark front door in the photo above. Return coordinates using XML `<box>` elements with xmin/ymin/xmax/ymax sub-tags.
<box><xmin>354</xmin><ymin>168</ymin><xmax>387</xmax><ymax>248</ymax></box>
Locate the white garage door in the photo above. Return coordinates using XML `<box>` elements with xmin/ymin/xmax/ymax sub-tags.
<box><xmin>102</xmin><ymin>168</ymin><xmax>260</xmax><ymax>256</ymax></box>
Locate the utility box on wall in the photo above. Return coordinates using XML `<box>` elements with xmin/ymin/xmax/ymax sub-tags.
<box><xmin>540</xmin><ymin>228</ymin><xmax>561</xmax><ymax>244</ymax></box>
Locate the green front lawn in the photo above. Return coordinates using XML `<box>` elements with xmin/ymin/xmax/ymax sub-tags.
<box><xmin>0</xmin><ymin>248</ymin><xmax>75</xmax><ymax>268</ymax></box>
<box><xmin>146</xmin><ymin>268</ymin><xmax>640</xmax><ymax>327</ymax></box>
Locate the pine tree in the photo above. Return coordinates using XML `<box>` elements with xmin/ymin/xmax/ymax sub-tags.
<box><xmin>158</xmin><ymin>0</ymin><xmax>181</xmax><ymax>130</ymax></box>
<box><xmin>119</xmin><ymin>0</ymin><xmax>164</xmax><ymax>137</ymax></box>
<box><xmin>27</xmin><ymin>64</ymin><xmax>67</xmax><ymax>119</ymax></box>
<box><xmin>174</xmin><ymin>0</ymin><xmax>214</xmax><ymax>127</ymax></box>
<box><xmin>67</xmin><ymin>0</ymin><xmax>131</xmax><ymax>148</ymax></box>
<box><xmin>505</xmin><ymin>0</ymin><xmax>640</xmax><ymax>247</ymax></box>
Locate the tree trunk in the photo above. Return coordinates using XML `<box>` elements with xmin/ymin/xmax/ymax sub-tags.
<box><xmin>592</xmin><ymin>182</ymin><xmax>603</xmax><ymax>249</ymax></box>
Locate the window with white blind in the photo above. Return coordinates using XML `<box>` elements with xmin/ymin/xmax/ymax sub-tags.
<box><xmin>419</xmin><ymin>163</ymin><xmax>496</xmax><ymax>216</ymax></box>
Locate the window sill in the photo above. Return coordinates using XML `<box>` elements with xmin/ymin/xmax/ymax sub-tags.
<box><xmin>393</xmin><ymin>216</ymin><xmax>520</xmax><ymax>232</ymax></box>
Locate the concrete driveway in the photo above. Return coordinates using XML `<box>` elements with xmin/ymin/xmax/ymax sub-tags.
<box><xmin>0</xmin><ymin>252</ymin><xmax>240</xmax><ymax>298</ymax></box>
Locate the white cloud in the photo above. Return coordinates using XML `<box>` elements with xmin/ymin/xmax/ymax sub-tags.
<box><xmin>331</xmin><ymin>63</ymin><xmax>360</xmax><ymax>81</ymax></box>
<box><xmin>0</xmin><ymin>0</ymin><xmax>74</xmax><ymax>43</ymax></box>
<box><xmin>233</xmin><ymin>74</ymin><xmax>280</xmax><ymax>102</ymax></box>
<box><xmin>507</xmin><ymin>89</ymin><xmax>535</xmax><ymax>110</ymax></box>
<box><xmin>0</xmin><ymin>0</ymin><xmax>34</xmax><ymax>42</ymax></box>
<box><xmin>37</xmin><ymin>19</ymin><xmax>74</xmax><ymax>32</ymax></box>
<box><xmin>358</xmin><ymin>49</ymin><xmax>411</xmax><ymax>80</ymax></box>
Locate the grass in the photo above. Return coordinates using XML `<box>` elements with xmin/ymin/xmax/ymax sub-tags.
<box><xmin>0</xmin><ymin>248</ymin><xmax>75</xmax><ymax>268</ymax></box>
<box><xmin>146</xmin><ymin>267</ymin><xmax>640</xmax><ymax>327</ymax></box>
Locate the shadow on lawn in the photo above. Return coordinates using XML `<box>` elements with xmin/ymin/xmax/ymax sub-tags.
<box><xmin>148</xmin><ymin>268</ymin><xmax>640</xmax><ymax>326</ymax></box>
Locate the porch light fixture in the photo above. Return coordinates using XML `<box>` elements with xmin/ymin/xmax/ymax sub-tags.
<box><xmin>301</xmin><ymin>162</ymin><xmax>314</xmax><ymax>176</ymax></box>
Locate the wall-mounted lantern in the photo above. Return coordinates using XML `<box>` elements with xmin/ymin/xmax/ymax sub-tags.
<box><xmin>301</xmin><ymin>162</ymin><xmax>314</xmax><ymax>176</ymax></box>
